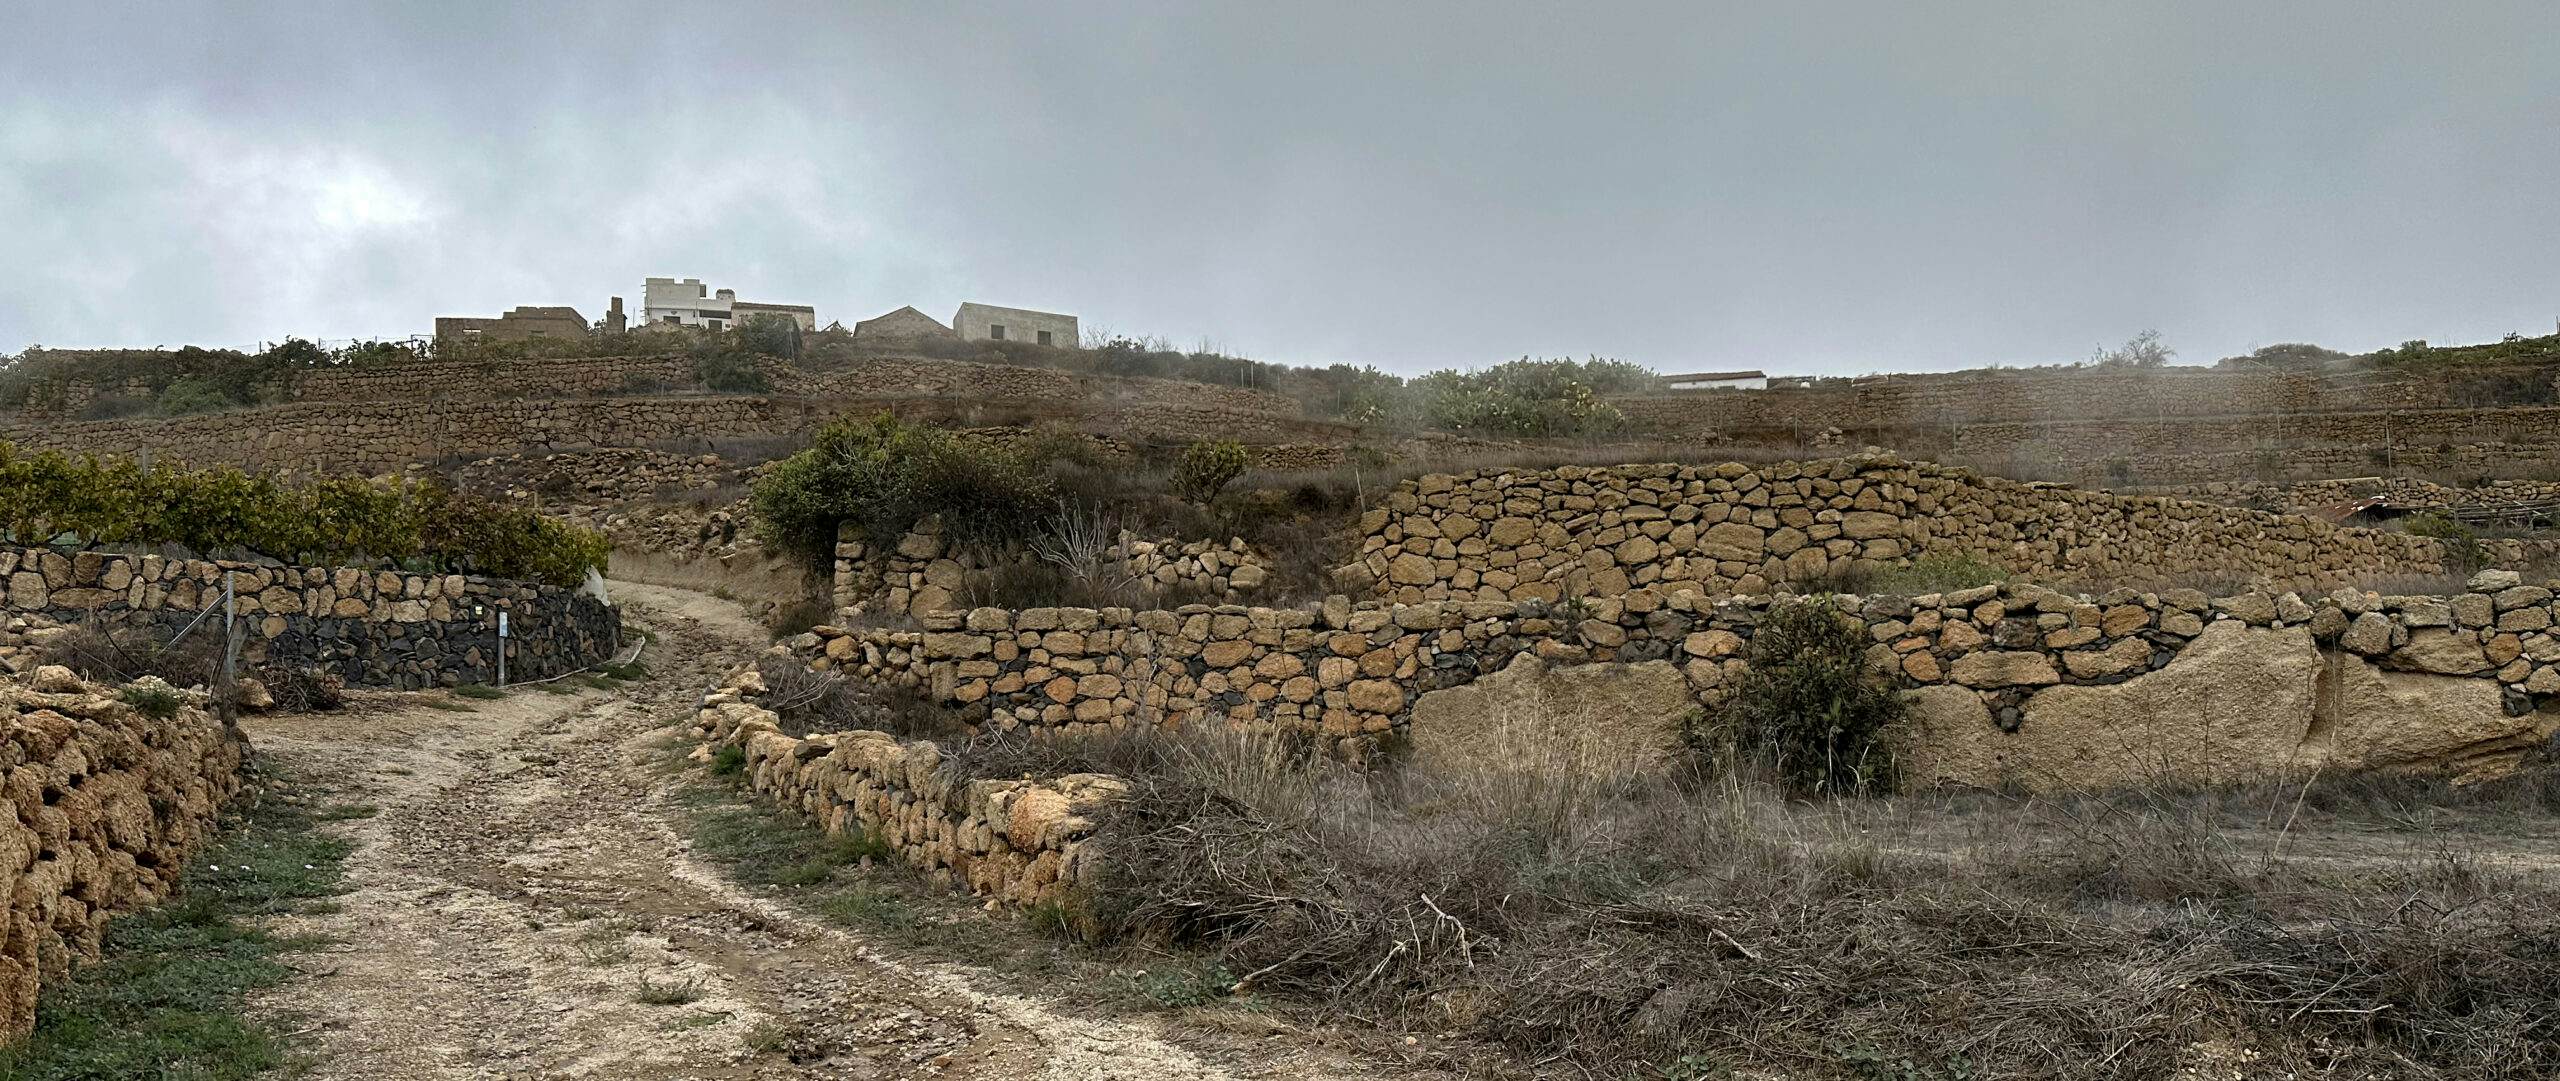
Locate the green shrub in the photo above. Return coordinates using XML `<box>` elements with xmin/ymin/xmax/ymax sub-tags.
<box><xmin>119</xmin><ymin>683</ymin><xmax>185</xmax><ymax>720</ymax></box>
<box><xmin>0</xmin><ymin>442</ymin><xmax>608</xmax><ymax>586</ymax></box>
<box><xmin>2405</xmin><ymin>512</ymin><xmax>2486</xmax><ymax>572</ymax></box>
<box><xmin>748</xmin><ymin>412</ymin><xmax>1055</xmax><ymax>563</ymax></box>
<box><xmin>692</xmin><ymin>348</ymin><xmax>772</xmax><ymax>393</ymax></box>
<box><xmin>154</xmin><ymin>376</ymin><xmax>236</xmax><ymax>416</ymax></box>
<box><xmin>1172</xmin><ymin>439</ymin><xmax>1250</xmax><ymax>505</ymax></box>
<box><xmin>1684</xmin><ymin>597</ymin><xmax>1902</xmax><ymax>796</ymax></box>
<box><xmin>1409</xmin><ymin>356</ymin><xmax>1638</xmax><ymax>437</ymax></box>
<box><xmin>737</xmin><ymin>313</ymin><xmax>803</xmax><ymax>361</ymax></box>
<box><xmin>710</xmin><ymin>743</ymin><xmax>748</xmax><ymax>776</ymax></box>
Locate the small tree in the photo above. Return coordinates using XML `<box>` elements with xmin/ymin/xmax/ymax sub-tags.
<box><xmin>738</xmin><ymin>313</ymin><xmax>803</xmax><ymax>361</ymax></box>
<box><xmin>1685</xmin><ymin>597</ymin><xmax>1904</xmax><ymax>796</ymax></box>
<box><xmin>1174</xmin><ymin>439</ymin><xmax>1250</xmax><ymax>505</ymax></box>
<box><xmin>749</xmin><ymin>412</ymin><xmax>1056</xmax><ymax>563</ymax></box>
<box><xmin>2092</xmin><ymin>329</ymin><xmax>2174</xmax><ymax>368</ymax></box>
<box><xmin>691</xmin><ymin>340</ymin><xmax>772</xmax><ymax>393</ymax></box>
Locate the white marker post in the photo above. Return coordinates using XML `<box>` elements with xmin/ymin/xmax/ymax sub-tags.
<box><xmin>497</xmin><ymin>611</ymin><xmax>510</xmax><ymax>688</ymax></box>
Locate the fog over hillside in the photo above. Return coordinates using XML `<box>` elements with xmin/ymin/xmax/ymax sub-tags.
<box><xmin>3</xmin><ymin>3</ymin><xmax>2557</xmax><ymax>373</ymax></box>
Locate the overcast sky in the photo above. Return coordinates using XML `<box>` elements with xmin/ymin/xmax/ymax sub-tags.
<box><xmin>3</xmin><ymin>2</ymin><xmax>2555</xmax><ymax>375</ymax></box>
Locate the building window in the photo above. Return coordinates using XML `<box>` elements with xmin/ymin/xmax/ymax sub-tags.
<box><xmin>1037</xmin><ymin>330</ymin><xmax>1053</xmax><ymax>346</ymax></box>
<box><xmin>989</xmin><ymin>324</ymin><xmax>1007</xmax><ymax>340</ymax></box>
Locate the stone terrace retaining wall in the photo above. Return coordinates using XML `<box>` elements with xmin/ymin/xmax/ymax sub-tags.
<box><xmin>1944</xmin><ymin>406</ymin><xmax>2560</xmax><ymax>485</ymax></box>
<box><xmin>1617</xmin><ymin>364</ymin><xmax>2560</xmax><ymax>436</ymax></box>
<box><xmin>291</xmin><ymin>355</ymin><xmax>699</xmax><ymax>403</ymax></box>
<box><xmin>688</xmin><ymin>665</ymin><xmax>1120</xmax><ymax>911</ymax></box>
<box><xmin>785</xmin><ymin>573</ymin><xmax>2560</xmax><ymax>783</ymax></box>
<box><xmin>1341</xmin><ymin>456</ymin><xmax>2555</xmax><ymax>605</ymax></box>
<box><xmin>0</xmin><ymin>548</ymin><xmax>618</xmax><ymax>689</ymax></box>
<box><xmin>833</xmin><ymin>520</ymin><xmax>1275</xmax><ymax>618</ymax></box>
<box><xmin>0</xmin><ymin>397</ymin><xmax>829</xmax><ymax>478</ymax></box>
<box><xmin>0</xmin><ymin>666</ymin><xmax>247</xmax><ymax>1036</ymax></box>
<box><xmin>777</xmin><ymin>356</ymin><xmax>1305</xmax><ymax>418</ymax></box>
<box><xmin>0</xmin><ymin>395</ymin><xmax>1356</xmax><ymax>481</ymax></box>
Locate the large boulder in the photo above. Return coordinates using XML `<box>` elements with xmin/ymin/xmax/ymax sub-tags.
<box><xmin>1408</xmin><ymin>655</ymin><xmax>1694</xmax><ymax>777</ymax></box>
<box><xmin>1900</xmin><ymin>620</ymin><xmax>2322</xmax><ymax>791</ymax></box>
<box><xmin>2312</xmin><ymin>654</ymin><xmax>2557</xmax><ymax>782</ymax></box>
<box><xmin>1896</xmin><ymin>619</ymin><xmax>2560</xmax><ymax>792</ymax></box>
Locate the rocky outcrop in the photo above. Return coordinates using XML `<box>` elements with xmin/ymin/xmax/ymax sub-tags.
<box><xmin>0</xmin><ymin>667</ymin><xmax>248</xmax><ymax>1036</ymax></box>
<box><xmin>1899</xmin><ymin>621</ymin><xmax>2558</xmax><ymax>790</ymax></box>
<box><xmin>1408</xmin><ymin>655</ymin><xmax>1694</xmax><ymax>776</ymax></box>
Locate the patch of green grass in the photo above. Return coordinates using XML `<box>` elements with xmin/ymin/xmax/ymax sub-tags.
<box><xmin>601</xmin><ymin>661</ymin><xmax>651</xmax><ymax>682</ymax></box>
<box><xmin>119</xmin><ymin>684</ymin><xmax>185</xmax><ymax>721</ymax></box>
<box><xmin>770</xmin><ymin>861</ymin><xmax>836</xmax><ymax>887</ymax></box>
<box><xmin>313</xmin><ymin>804</ymin><xmax>378</xmax><ymax>821</ymax></box>
<box><xmin>1121</xmin><ymin>960</ymin><xmax>1236</xmax><ymax>1010</ymax></box>
<box><xmin>684</xmin><ymin>804</ymin><xmax>846</xmax><ymax>887</ymax></box>
<box><xmin>817</xmin><ymin>889</ymin><xmax>920</xmax><ymax>932</ymax></box>
<box><xmin>537</xmin><ymin>681</ymin><xmax>581</xmax><ymax>696</ymax></box>
<box><xmin>825</xmin><ymin>829</ymin><xmax>893</xmax><ymax>864</ymax></box>
<box><xmin>709</xmin><ymin>744</ymin><xmax>747</xmax><ymax>777</ymax></box>
<box><xmin>633</xmin><ymin>974</ymin><xmax>706</xmax><ymax>1006</ymax></box>
<box><xmin>452</xmin><ymin>684</ymin><xmax>507</xmax><ymax>700</ymax></box>
<box><xmin>659</xmin><ymin>1010</ymin><xmax>731</xmax><ymax>1032</ymax></box>
<box><xmin>741</xmin><ymin>1019</ymin><xmax>805</xmax><ymax>1055</ymax></box>
<box><xmin>0</xmin><ymin>780</ymin><xmax>352</xmax><ymax>1080</ymax></box>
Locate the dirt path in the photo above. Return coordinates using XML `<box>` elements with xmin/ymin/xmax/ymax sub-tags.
<box><xmin>245</xmin><ymin>581</ymin><xmax>1385</xmax><ymax>1081</ymax></box>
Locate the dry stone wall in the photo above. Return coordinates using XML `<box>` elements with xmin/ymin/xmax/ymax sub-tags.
<box><xmin>833</xmin><ymin>519</ymin><xmax>1275</xmax><ymax>617</ymax></box>
<box><xmin>787</xmin><ymin>573</ymin><xmax>2560</xmax><ymax>784</ymax></box>
<box><xmin>0</xmin><ymin>666</ymin><xmax>246</xmax><ymax>1036</ymax></box>
<box><xmin>0</xmin><ymin>548</ymin><xmax>618</xmax><ymax>689</ymax></box>
<box><xmin>688</xmin><ymin>664</ymin><xmax>1120</xmax><ymax>911</ymax></box>
<box><xmin>290</xmin><ymin>355</ymin><xmax>698</xmax><ymax>403</ymax></box>
<box><xmin>1945</xmin><ymin>406</ymin><xmax>2560</xmax><ymax>485</ymax></box>
<box><xmin>1619</xmin><ymin>364</ymin><xmax>2560</xmax><ymax>436</ymax></box>
<box><xmin>0</xmin><ymin>397</ymin><xmax>827</xmax><ymax>478</ymax></box>
<box><xmin>2147</xmin><ymin>476</ymin><xmax>2560</xmax><ymax>517</ymax></box>
<box><xmin>1342</xmin><ymin>455</ymin><xmax>2556</xmax><ymax>604</ymax></box>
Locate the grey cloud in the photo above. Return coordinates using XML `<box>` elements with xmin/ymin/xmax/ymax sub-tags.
<box><xmin>3</xmin><ymin>1</ymin><xmax>2556</xmax><ymax>373</ymax></box>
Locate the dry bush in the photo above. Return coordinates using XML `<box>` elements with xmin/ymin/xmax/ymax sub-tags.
<box><xmin>752</xmin><ymin>655</ymin><xmax>971</xmax><ymax>742</ymax></box>
<box><xmin>256</xmin><ymin>665</ymin><xmax>345</xmax><ymax>712</ymax></box>
<box><xmin>990</xmin><ymin>717</ymin><xmax>2560</xmax><ymax>1080</ymax></box>
<box><xmin>37</xmin><ymin>619</ymin><xmax>221</xmax><ymax>688</ymax></box>
<box><xmin>762</xmin><ymin>597</ymin><xmax>836</xmax><ymax>639</ymax></box>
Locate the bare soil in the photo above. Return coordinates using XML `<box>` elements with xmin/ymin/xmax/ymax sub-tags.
<box><xmin>242</xmin><ymin>581</ymin><xmax>1395</xmax><ymax>1081</ymax></box>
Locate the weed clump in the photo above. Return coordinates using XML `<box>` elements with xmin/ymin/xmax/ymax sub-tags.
<box><xmin>118</xmin><ymin>681</ymin><xmax>185</xmax><ymax>721</ymax></box>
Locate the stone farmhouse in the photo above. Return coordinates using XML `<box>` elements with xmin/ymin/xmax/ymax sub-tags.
<box><xmin>432</xmin><ymin>305</ymin><xmax>592</xmax><ymax>343</ymax></box>
<box><xmin>953</xmin><ymin>301</ymin><xmax>1077</xmax><ymax>347</ymax></box>
<box><xmin>851</xmin><ymin>305</ymin><xmax>959</xmax><ymax>348</ymax></box>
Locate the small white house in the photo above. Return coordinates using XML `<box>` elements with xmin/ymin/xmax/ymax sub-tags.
<box><xmin>640</xmin><ymin>277</ymin><xmax>817</xmax><ymax>331</ymax></box>
<box><xmin>1661</xmin><ymin>369</ymin><xmax>1769</xmax><ymax>391</ymax></box>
